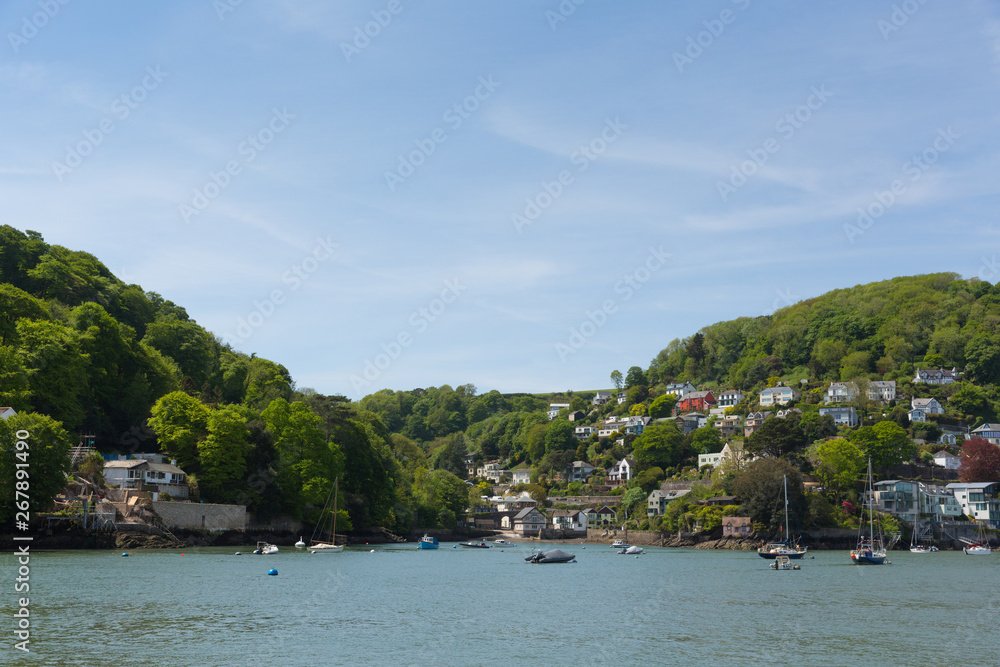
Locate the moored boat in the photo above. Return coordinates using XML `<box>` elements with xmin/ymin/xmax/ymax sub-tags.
<box><xmin>459</xmin><ymin>540</ymin><xmax>491</xmax><ymax>548</ymax></box>
<box><xmin>769</xmin><ymin>555</ymin><xmax>800</xmax><ymax>570</ymax></box>
<box><xmin>617</xmin><ymin>545</ymin><xmax>643</xmax><ymax>555</ymax></box>
<box><xmin>851</xmin><ymin>459</ymin><xmax>888</xmax><ymax>565</ymax></box>
<box><xmin>418</xmin><ymin>534</ymin><xmax>439</xmax><ymax>549</ymax></box>
<box><xmin>525</xmin><ymin>549</ymin><xmax>575</xmax><ymax>563</ymax></box>
<box><xmin>758</xmin><ymin>475</ymin><xmax>807</xmax><ymax>559</ymax></box>
<box><xmin>492</xmin><ymin>539</ymin><xmax>517</xmax><ymax>547</ymax></box>
<box><xmin>961</xmin><ymin>522</ymin><xmax>993</xmax><ymax>555</ymax></box>
<box><xmin>610</xmin><ymin>539</ymin><xmax>631</xmax><ymax>549</ymax></box>
<box><xmin>253</xmin><ymin>541</ymin><xmax>279</xmax><ymax>555</ymax></box>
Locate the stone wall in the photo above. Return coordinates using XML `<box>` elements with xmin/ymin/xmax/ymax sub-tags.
<box><xmin>151</xmin><ymin>501</ymin><xmax>246</xmax><ymax>532</ymax></box>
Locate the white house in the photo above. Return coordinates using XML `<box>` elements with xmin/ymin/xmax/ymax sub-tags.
<box><xmin>103</xmin><ymin>457</ymin><xmax>189</xmax><ymax>500</ymax></box>
<box><xmin>759</xmin><ymin>386</ymin><xmax>799</xmax><ymax>406</ymax></box>
<box><xmin>103</xmin><ymin>459</ymin><xmax>148</xmax><ymax>490</ymax></box>
<box><xmin>869</xmin><ymin>381</ymin><xmax>896</xmax><ymax>402</ymax></box>
<box><xmin>932</xmin><ymin>450</ymin><xmax>961</xmax><ymax>470</ymax></box>
<box><xmin>716</xmin><ymin>390</ymin><xmax>743</xmax><ymax>408</ymax></box>
<box><xmin>510</xmin><ymin>465</ymin><xmax>531</xmax><ymax>486</ymax></box>
<box><xmin>945</xmin><ymin>482</ymin><xmax>1000</xmax><ymax>527</ymax></box>
<box><xmin>551</xmin><ymin>509</ymin><xmax>587</xmax><ymax>534</ymax></box>
<box><xmin>574</xmin><ymin>426</ymin><xmax>597</xmax><ymax>440</ymax></box>
<box><xmin>0</xmin><ymin>407</ymin><xmax>16</xmax><ymax>420</ymax></box>
<box><xmin>608</xmin><ymin>458</ymin><xmax>635</xmax><ymax>485</ymax></box>
<box><xmin>912</xmin><ymin>397</ymin><xmax>944</xmax><ymax>415</ymax></box>
<box><xmin>663</xmin><ymin>381</ymin><xmax>697</xmax><ymax>398</ymax></box>
<box><xmin>914</xmin><ymin>368</ymin><xmax>960</xmax><ymax>384</ymax></box>
<box><xmin>513</xmin><ymin>507</ymin><xmax>547</xmax><ymax>536</ymax></box>
<box><xmin>698</xmin><ymin>451</ymin><xmax>724</xmax><ymax>468</ymax></box>
<box><xmin>826</xmin><ymin>382</ymin><xmax>855</xmax><ymax>403</ymax></box>
<box><xmin>616</xmin><ymin>391</ymin><xmax>628</xmax><ymax>405</ymax></box>
<box><xmin>819</xmin><ymin>405</ymin><xmax>860</xmax><ymax>427</ymax></box>
<box><xmin>547</xmin><ymin>403</ymin><xmax>570</xmax><ymax>420</ymax></box>
<box><xmin>592</xmin><ymin>391</ymin><xmax>613</xmax><ymax>406</ymax></box>
<box><xmin>970</xmin><ymin>423</ymin><xmax>1000</xmax><ymax>446</ymax></box>
<box><xmin>919</xmin><ymin>485</ymin><xmax>964</xmax><ymax>522</ymax></box>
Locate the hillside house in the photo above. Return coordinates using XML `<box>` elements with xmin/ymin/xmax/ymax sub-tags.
<box><xmin>574</xmin><ymin>426</ymin><xmax>597</xmax><ymax>440</ymax></box>
<box><xmin>933</xmin><ymin>450</ymin><xmax>960</xmax><ymax>470</ymax></box>
<box><xmin>513</xmin><ymin>507</ymin><xmax>547</xmax><ymax>536</ymax></box>
<box><xmin>551</xmin><ymin>509</ymin><xmax>587</xmax><ymax>534</ymax></box>
<box><xmin>944</xmin><ymin>482</ymin><xmax>1000</xmax><ymax>527</ymax></box>
<box><xmin>717</xmin><ymin>390</ymin><xmax>743</xmax><ymax>408</ymax></box>
<box><xmin>663</xmin><ymin>381</ymin><xmax>697</xmax><ymax>398</ymax></box>
<box><xmin>0</xmin><ymin>407</ymin><xmax>16</xmax><ymax>420</ymax></box>
<box><xmin>547</xmin><ymin>403</ymin><xmax>570</xmax><ymax>420</ymax></box>
<box><xmin>566</xmin><ymin>460</ymin><xmax>594</xmax><ymax>483</ymax></box>
<box><xmin>586</xmin><ymin>506</ymin><xmax>616</xmax><ymax>528</ymax></box>
<box><xmin>103</xmin><ymin>457</ymin><xmax>189</xmax><ymax>500</ymax></box>
<box><xmin>608</xmin><ymin>458</ymin><xmax>636</xmax><ymax>486</ymax></box>
<box><xmin>869</xmin><ymin>381</ymin><xmax>897</xmax><ymax>402</ymax></box>
<box><xmin>759</xmin><ymin>386</ymin><xmax>799</xmax><ymax>406</ymax></box>
<box><xmin>914</xmin><ymin>368</ymin><xmax>960</xmax><ymax>384</ymax></box>
<box><xmin>826</xmin><ymin>382</ymin><xmax>855</xmax><ymax>403</ymax></box>
<box><xmin>819</xmin><ymin>405</ymin><xmax>859</xmax><ymax>427</ymax></box>
<box><xmin>744</xmin><ymin>411</ymin><xmax>771</xmax><ymax>437</ymax></box>
<box><xmin>677</xmin><ymin>390</ymin><xmax>716</xmax><ymax>413</ymax></box>
<box><xmin>676</xmin><ymin>413</ymin><xmax>707</xmax><ymax>434</ymax></box>
<box><xmin>970</xmin><ymin>423</ymin><xmax>1000</xmax><ymax>446</ymax></box>
<box><xmin>510</xmin><ymin>464</ymin><xmax>532</xmax><ymax>486</ymax></box>
<box><xmin>713</xmin><ymin>414</ymin><xmax>742</xmax><ymax>438</ymax></box>
<box><xmin>592</xmin><ymin>391</ymin><xmax>613</xmax><ymax>406</ymax></box>
<box><xmin>617</xmin><ymin>391</ymin><xmax>628</xmax><ymax>405</ymax></box>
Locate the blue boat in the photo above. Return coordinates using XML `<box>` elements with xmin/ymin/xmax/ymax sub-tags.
<box><xmin>418</xmin><ymin>534</ymin><xmax>439</xmax><ymax>549</ymax></box>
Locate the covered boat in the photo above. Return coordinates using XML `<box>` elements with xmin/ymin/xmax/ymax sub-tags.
<box><xmin>525</xmin><ymin>549</ymin><xmax>575</xmax><ymax>563</ymax></box>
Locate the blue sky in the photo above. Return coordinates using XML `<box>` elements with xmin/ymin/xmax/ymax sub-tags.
<box><xmin>2</xmin><ymin>0</ymin><xmax>998</xmax><ymax>399</ymax></box>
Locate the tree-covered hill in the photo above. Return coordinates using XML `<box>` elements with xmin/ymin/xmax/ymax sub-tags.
<box><xmin>646</xmin><ymin>273</ymin><xmax>1000</xmax><ymax>393</ymax></box>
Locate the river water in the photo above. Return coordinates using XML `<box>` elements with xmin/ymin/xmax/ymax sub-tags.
<box><xmin>2</xmin><ymin>542</ymin><xmax>996</xmax><ymax>666</ymax></box>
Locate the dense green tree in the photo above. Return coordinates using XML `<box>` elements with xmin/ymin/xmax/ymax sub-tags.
<box><xmin>846</xmin><ymin>421</ymin><xmax>915</xmax><ymax>470</ymax></box>
<box><xmin>142</xmin><ymin>320</ymin><xmax>218</xmax><ymax>387</ymax></box>
<box><xmin>197</xmin><ymin>404</ymin><xmax>253</xmax><ymax>502</ymax></box>
<box><xmin>544</xmin><ymin>419</ymin><xmax>577</xmax><ymax>454</ymax></box>
<box><xmin>610</xmin><ymin>369</ymin><xmax>623</xmax><ymax>390</ymax></box>
<box><xmin>148</xmin><ymin>391</ymin><xmax>211</xmax><ymax>473</ymax></box>
<box><xmin>745</xmin><ymin>415</ymin><xmax>805</xmax><ymax>459</ymax></box>
<box><xmin>648</xmin><ymin>394</ymin><xmax>678</xmax><ymax>419</ymax></box>
<box><xmin>0</xmin><ymin>412</ymin><xmax>73</xmax><ymax>523</ymax></box>
<box><xmin>0</xmin><ymin>284</ymin><xmax>48</xmax><ymax>343</ymax></box>
<box><xmin>619</xmin><ymin>486</ymin><xmax>647</xmax><ymax>522</ymax></box>
<box><xmin>14</xmin><ymin>319</ymin><xmax>89</xmax><ymax>430</ymax></box>
<box><xmin>430</xmin><ymin>432</ymin><xmax>468</xmax><ymax>477</ymax></box>
<box><xmin>809</xmin><ymin>438</ymin><xmax>864</xmax><ymax>495</ymax></box>
<box><xmin>799</xmin><ymin>412</ymin><xmax>837</xmax><ymax>444</ymax></box>
<box><xmin>964</xmin><ymin>334</ymin><xmax>1000</xmax><ymax>383</ymax></box>
<box><xmin>732</xmin><ymin>458</ymin><xmax>803</xmax><ymax>533</ymax></box>
<box><xmin>625</xmin><ymin>366</ymin><xmax>648</xmax><ymax>389</ymax></box>
<box><xmin>632</xmin><ymin>421</ymin><xmax>686</xmax><ymax>471</ymax></box>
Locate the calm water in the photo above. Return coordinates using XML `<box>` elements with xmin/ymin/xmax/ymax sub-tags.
<box><xmin>2</xmin><ymin>543</ymin><xmax>997</xmax><ymax>666</ymax></box>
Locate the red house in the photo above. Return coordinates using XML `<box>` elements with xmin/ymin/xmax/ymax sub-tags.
<box><xmin>676</xmin><ymin>390</ymin><xmax>716</xmax><ymax>413</ymax></box>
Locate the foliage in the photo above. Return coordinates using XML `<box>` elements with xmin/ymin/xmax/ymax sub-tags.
<box><xmin>809</xmin><ymin>438</ymin><xmax>864</xmax><ymax>496</ymax></box>
<box><xmin>648</xmin><ymin>394</ymin><xmax>677</xmax><ymax>419</ymax></box>
<box><xmin>631</xmin><ymin>421</ymin><xmax>687</xmax><ymax>471</ymax></box>
<box><xmin>745</xmin><ymin>414</ymin><xmax>805</xmax><ymax>459</ymax></box>
<box><xmin>731</xmin><ymin>458</ymin><xmax>803</xmax><ymax>533</ymax></box>
<box><xmin>959</xmin><ymin>437</ymin><xmax>1000</xmax><ymax>483</ymax></box>
<box><xmin>0</xmin><ymin>412</ymin><xmax>73</xmax><ymax>523</ymax></box>
<box><xmin>846</xmin><ymin>421</ymin><xmax>916</xmax><ymax>470</ymax></box>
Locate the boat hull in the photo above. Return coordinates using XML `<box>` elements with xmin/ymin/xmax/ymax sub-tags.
<box><xmin>851</xmin><ymin>551</ymin><xmax>886</xmax><ymax>565</ymax></box>
<box><xmin>459</xmin><ymin>542</ymin><xmax>490</xmax><ymax>548</ymax></box>
<box><xmin>309</xmin><ymin>543</ymin><xmax>344</xmax><ymax>554</ymax></box>
<box><xmin>964</xmin><ymin>546</ymin><xmax>992</xmax><ymax>555</ymax></box>
<box><xmin>418</xmin><ymin>541</ymin><xmax>439</xmax><ymax>549</ymax></box>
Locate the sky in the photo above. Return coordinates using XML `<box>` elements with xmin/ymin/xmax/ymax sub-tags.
<box><xmin>2</xmin><ymin>0</ymin><xmax>999</xmax><ymax>400</ymax></box>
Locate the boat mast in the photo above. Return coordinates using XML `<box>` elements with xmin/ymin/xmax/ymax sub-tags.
<box><xmin>783</xmin><ymin>475</ymin><xmax>790</xmax><ymax>543</ymax></box>
<box><xmin>867</xmin><ymin>458</ymin><xmax>874</xmax><ymax>546</ymax></box>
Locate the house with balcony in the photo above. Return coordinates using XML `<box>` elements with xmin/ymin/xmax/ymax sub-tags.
<box><xmin>914</xmin><ymin>367</ymin><xmax>960</xmax><ymax>384</ymax></box>
<box><xmin>759</xmin><ymin>386</ymin><xmax>799</xmax><ymax>406</ymax></box>
<box><xmin>616</xmin><ymin>391</ymin><xmax>628</xmax><ymax>405</ymax></box>
<box><xmin>744</xmin><ymin>411</ymin><xmax>771</xmax><ymax>437</ymax></box>
<box><xmin>713</xmin><ymin>414</ymin><xmax>742</xmax><ymax>438</ymax></box>
<box><xmin>608</xmin><ymin>458</ymin><xmax>635</xmax><ymax>486</ymax></box>
<box><xmin>872</xmin><ymin>480</ymin><xmax>919</xmax><ymax>522</ymax></box>
<box><xmin>477</xmin><ymin>461</ymin><xmax>507</xmax><ymax>483</ymax></box>
<box><xmin>675</xmin><ymin>412</ymin><xmax>707</xmax><ymax>434</ymax></box>
<box><xmin>551</xmin><ymin>509</ymin><xmax>587</xmax><ymax>534</ymax></box>
<box><xmin>566</xmin><ymin>460</ymin><xmax>594</xmax><ymax>483</ymax></box>
<box><xmin>826</xmin><ymin>382</ymin><xmax>855</xmax><ymax>403</ymax></box>
<box><xmin>819</xmin><ymin>405</ymin><xmax>860</xmax><ymax>427</ymax></box>
<box><xmin>663</xmin><ymin>381</ymin><xmax>697</xmax><ymax>398</ymax></box>
<box><xmin>970</xmin><ymin>423</ymin><xmax>1000</xmax><ymax>446</ymax></box>
<box><xmin>909</xmin><ymin>398</ymin><xmax>944</xmax><ymax>424</ymax></box>
<box><xmin>677</xmin><ymin>390</ymin><xmax>716</xmax><ymax>413</ymax></box>
<box><xmin>513</xmin><ymin>507</ymin><xmax>547</xmax><ymax>536</ymax></box>
<box><xmin>717</xmin><ymin>390</ymin><xmax>743</xmax><ymax>408</ymax></box>
<box><xmin>510</xmin><ymin>463</ymin><xmax>532</xmax><ymax>486</ymax></box>
<box><xmin>495</xmin><ymin>492</ymin><xmax>537</xmax><ymax>512</ymax></box>
<box><xmin>869</xmin><ymin>381</ymin><xmax>896</xmax><ymax>402</ymax></box>
<box><xmin>547</xmin><ymin>403</ymin><xmax>570</xmax><ymax>420</ymax></box>
<box><xmin>945</xmin><ymin>482</ymin><xmax>1000</xmax><ymax>527</ymax></box>
<box><xmin>103</xmin><ymin>456</ymin><xmax>189</xmax><ymax>500</ymax></box>
<box><xmin>586</xmin><ymin>506</ymin><xmax>617</xmax><ymax>528</ymax></box>
<box><xmin>592</xmin><ymin>391</ymin><xmax>613</xmax><ymax>406</ymax></box>
<box><xmin>574</xmin><ymin>425</ymin><xmax>597</xmax><ymax>440</ymax></box>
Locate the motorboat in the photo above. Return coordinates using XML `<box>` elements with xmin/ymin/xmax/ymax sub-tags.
<box><xmin>769</xmin><ymin>555</ymin><xmax>800</xmax><ymax>570</ymax></box>
<box><xmin>617</xmin><ymin>545</ymin><xmax>643</xmax><ymax>555</ymax></box>
<box><xmin>525</xmin><ymin>549</ymin><xmax>575</xmax><ymax>563</ymax></box>
<box><xmin>459</xmin><ymin>540</ymin><xmax>491</xmax><ymax>548</ymax></box>
<box><xmin>253</xmin><ymin>541</ymin><xmax>279</xmax><ymax>555</ymax></box>
<box><xmin>418</xmin><ymin>534</ymin><xmax>439</xmax><ymax>549</ymax></box>
<box><xmin>492</xmin><ymin>539</ymin><xmax>517</xmax><ymax>547</ymax></box>
<box><xmin>610</xmin><ymin>540</ymin><xmax>631</xmax><ymax>549</ymax></box>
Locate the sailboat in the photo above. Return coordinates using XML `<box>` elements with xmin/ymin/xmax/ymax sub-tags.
<box><xmin>851</xmin><ymin>459</ymin><xmax>888</xmax><ymax>565</ymax></box>
<box><xmin>757</xmin><ymin>475</ymin><xmax>807</xmax><ymax>559</ymax></box>
<box><xmin>309</xmin><ymin>478</ymin><xmax>344</xmax><ymax>554</ymax></box>
<box><xmin>909</xmin><ymin>517</ymin><xmax>937</xmax><ymax>553</ymax></box>
<box><xmin>961</xmin><ymin>522</ymin><xmax>993</xmax><ymax>556</ymax></box>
